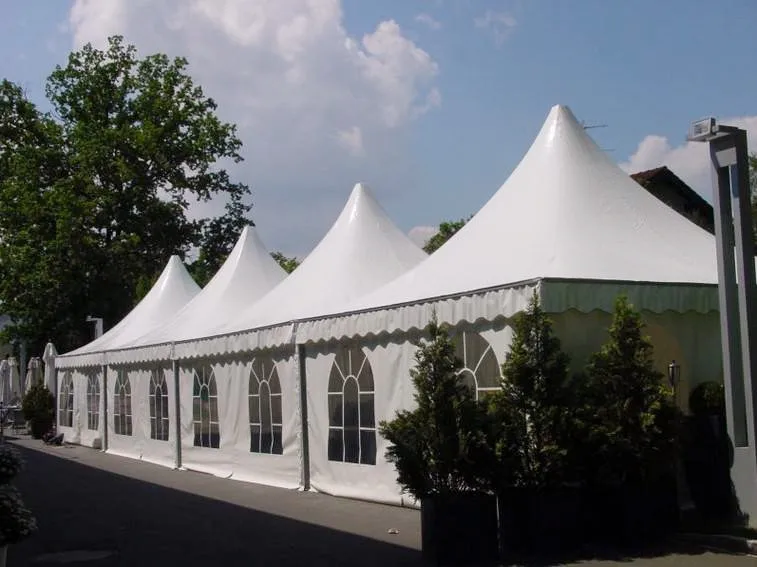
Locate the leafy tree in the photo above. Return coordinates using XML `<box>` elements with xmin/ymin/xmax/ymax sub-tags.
<box><xmin>270</xmin><ymin>251</ymin><xmax>300</xmax><ymax>274</ymax></box>
<box><xmin>0</xmin><ymin>37</ymin><xmax>251</xmax><ymax>353</ymax></box>
<box><xmin>580</xmin><ymin>296</ymin><xmax>679</xmax><ymax>486</ymax></box>
<box><xmin>487</xmin><ymin>292</ymin><xmax>574</xmax><ymax>489</ymax></box>
<box><xmin>379</xmin><ymin>317</ymin><xmax>490</xmax><ymax>499</ymax></box>
<box><xmin>423</xmin><ymin>216</ymin><xmax>471</xmax><ymax>254</ymax></box>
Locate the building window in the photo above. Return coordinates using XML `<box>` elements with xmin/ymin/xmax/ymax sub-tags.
<box><xmin>452</xmin><ymin>330</ymin><xmax>501</xmax><ymax>400</ymax></box>
<box><xmin>149</xmin><ymin>368</ymin><xmax>170</xmax><ymax>442</ymax></box>
<box><xmin>86</xmin><ymin>372</ymin><xmax>100</xmax><ymax>431</ymax></box>
<box><xmin>192</xmin><ymin>365</ymin><xmax>219</xmax><ymax>449</ymax></box>
<box><xmin>328</xmin><ymin>346</ymin><xmax>376</xmax><ymax>465</ymax></box>
<box><xmin>58</xmin><ymin>371</ymin><xmax>74</xmax><ymax>427</ymax></box>
<box><xmin>249</xmin><ymin>357</ymin><xmax>283</xmax><ymax>455</ymax></box>
<box><xmin>113</xmin><ymin>371</ymin><xmax>133</xmax><ymax>436</ymax></box>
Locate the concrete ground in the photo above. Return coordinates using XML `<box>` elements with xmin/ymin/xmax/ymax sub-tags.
<box><xmin>4</xmin><ymin>436</ymin><xmax>755</xmax><ymax>566</ymax></box>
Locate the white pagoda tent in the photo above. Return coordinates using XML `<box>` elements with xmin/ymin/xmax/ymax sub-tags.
<box><xmin>294</xmin><ymin>105</ymin><xmax>723</xmax><ymax>504</ymax></box>
<box><xmin>54</xmin><ymin>255</ymin><xmax>200</xmax><ymax>447</ymax></box>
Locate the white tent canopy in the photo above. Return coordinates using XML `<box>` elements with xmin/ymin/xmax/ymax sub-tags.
<box><xmin>211</xmin><ymin>182</ymin><xmax>427</xmax><ymax>344</ymax></box>
<box><xmin>119</xmin><ymin>225</ymin><xmax>287</xmax><ymax>360</ymax></box>
<box><xmin>56</xmin><ymin>255</ymin><xmax>200</xmax><ymax>368</ymax></box>
<box><xmin>298</xmin><ymin>105</ymin><xmax>722</xmax><ymax>343</ymax></box>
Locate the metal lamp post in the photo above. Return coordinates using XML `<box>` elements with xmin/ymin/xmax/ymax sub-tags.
<box><xmin>688</xmin><ymin>117</ymin><xmax>757</xmax><ymax>526</ymax></box>
<box><xmin>86</xmin><ymin>316</ymin><xmax>104</xmax><ymax>340</ymax></box>
<box><xmin>667</xmin><ymin>360</ymin><xmax>694</xmax><ymax>513</ymax></box>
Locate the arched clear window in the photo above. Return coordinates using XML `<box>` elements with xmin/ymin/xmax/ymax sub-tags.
<box><xmin>327</xmin><ymin>346</ymin><xmax>376</xmax><ymax>465</ymax></box>
<box><xmin>149</xmin><ymin>368</ymin><xmax>170</xmax><ymax>441</ymax></box>
<box><xmin>86</xmin><ymin>371</ymin><xmax>100</xmax><ymax>431</ymax></box>
<box><xmin>113</xmin><ymin>371</ymin><xmax>133</xmax><ymax>436</ymax></box>
<box><xmin>453</xmin><ymin>330</ymin><xmax>500</xmax><ymax>400</ymax></box>
<box><xmin>58</xmin><ymin>371</ymin><xmax>74</xmax><ymax>427</ymax></box>
<box><xmin>249</xmin><ymin>357</ymin><xmax>283</xmax><ymax>455</ymax></box>
<box><xmin>192</xmin><ymin>365</ymin><xmax>219</xmax><ymax>449</ymax></box>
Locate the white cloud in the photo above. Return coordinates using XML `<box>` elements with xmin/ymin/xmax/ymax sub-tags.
<box><xmin>620</xmin><ymin>115</ymin><xmax>757</xmax><ymax>199</ymax></box>
<box><xmin>336</xmin><ymin>126</ymin><xmax>364</xmax><ymax>156</ymax></box>
<box><xmin>66</xmin><ymin>0</ymin><xmax>440</xmax><ymax>256</ymax></box>
<box><xmin>474</xmin><ymin>10</ymin><xmax>516</xmax><ymax>46</ymax></box>
<box><xmin>408</xmin><ymin>225</ymin><xmax>437</xmax><ymax>248</ymax></box>
<box><xmin>415</xmin><ymin>13</ymin><xmax>442</xmax><ymax>30</ymax></box>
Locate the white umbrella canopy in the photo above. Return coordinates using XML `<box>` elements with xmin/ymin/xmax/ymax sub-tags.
<box><xmin>8</xmin><ymin>357</ymin><xmax>21</xmax><ymax>403</ymax></box>
<box><xmin>43</xmin><ymin>343</ymin><xmax>57</xmax><ymax>393</ymax></box>
<box><xmin>0</xmin><ymin>359</ymin><xmax>10</xmax><ymax>405</ymax></box>
<box><xmin>25</xmin><ymin>357</ymin><xmax>42</xmax><ymax>394</ymax></box>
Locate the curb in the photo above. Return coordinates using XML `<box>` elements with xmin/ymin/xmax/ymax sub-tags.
<box><xmin>676</xmin><ymin>532</ymin><xmax>757</xmax><ymax>555</ymax></box>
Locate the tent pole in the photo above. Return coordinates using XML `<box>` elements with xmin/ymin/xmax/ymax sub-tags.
<box><xmin>295</xmin><ymin>323</ymin><xmax>311</xmax><ymax>490</ymax></box>
<box><xmin>173</xmin><ymin>358</ymin><xmax>182</xmax><ymax>470</ymax></box>
<box><xmin>101</xmin><ymin>363</ymin><xmax>108</xmax><ymax>452</ymax></box>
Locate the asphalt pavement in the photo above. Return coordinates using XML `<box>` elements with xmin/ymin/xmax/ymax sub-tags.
<box><xmin>5</xmin><ymin>436</ymin><xmax>756</xmax><ymax>566</ymax></box>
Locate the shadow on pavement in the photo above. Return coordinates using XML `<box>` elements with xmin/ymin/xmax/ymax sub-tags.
<box><xmin>499</xmin><ymin>538</ymin><xmax>739</xmax><ymax>567</ymax></box>
<box><xmin>10</xmin><ymin>445</ymin><xmax>421</xmax><ymax>567</ymax></box>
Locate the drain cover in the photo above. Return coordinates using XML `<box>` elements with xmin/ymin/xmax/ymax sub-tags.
<box><xmin>33</xmin><ymin>550</ymin><xmax>115</xmax><ymax>563</ymax></box>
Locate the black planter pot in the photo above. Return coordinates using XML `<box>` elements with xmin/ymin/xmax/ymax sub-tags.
<box><xmin>420</xmin><ymin>492</ymin><xmax>499</xmax><ymax>565</ymax></box>
<box><xmin>498</xmin><ymin>486</ymin><xmax>584</xmax><ymax>556</ymax></box>
<box><xmin>584</xmin><ymin>478</ymin><xmax>679</xmax><ymax>545</ymax></box>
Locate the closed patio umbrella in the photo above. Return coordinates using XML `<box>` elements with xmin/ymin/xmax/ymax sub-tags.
<box><xmin>0</xmin><ymin>359</ymin><xmax>10</xmax><ymax>405</ymax></box>
<box><xmin>8</xmin><ymin>357</ymin><xmax>21</xmax><ymax>404</ymax></box>
<box><xmin>43</xmin><ymin>343</ymin><xmax>58</xmax><ymax>393</ymax></box>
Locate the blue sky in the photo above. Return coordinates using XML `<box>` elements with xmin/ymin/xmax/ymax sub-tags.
<box><xmin>1</xmin><ymin>0</ymin><xmax>756</xmax><ymax>256</ymax></box>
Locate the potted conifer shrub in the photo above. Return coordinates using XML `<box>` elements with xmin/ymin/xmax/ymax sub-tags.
<box><xmin>22</xmin><ymin>384</ymin><xmax>55</xmax><ymax>439</ymax></box>
<box><xmin>487</xmin><ymin>293</ymin><xmax>583</xmax><ymax>556</ymax></box>
<box><xmin>579</xmin><ymin>296</ymin><xmax>680</xmax><ymax>544</ymax></box>
<box><xmin>379</xmin><ymin>318</ymin><xmax>498</xmax><ymax>566</ymax></box>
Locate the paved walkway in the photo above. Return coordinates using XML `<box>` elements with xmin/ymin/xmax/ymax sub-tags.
<box><xmin>4</xmin><ymin>436</ymin><xmax>755</xmax><ymax>566</ymax></box>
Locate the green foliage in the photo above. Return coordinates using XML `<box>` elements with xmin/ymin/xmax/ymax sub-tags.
<box><xmin>580</xmin><ymin>296</ymin><xmax>679</xmax><ymax>486</ymax></box>
<box><xmin>689</xmin><ymin>381</ymin><xmax>725</xmax><ymax>417</ymax></box>
<box><xmin>270</xmin><ymin>251</ymin><xmax>300</xmax><ymax>274</ymax></box>
<box><xmin>0</xmin><ymin>445</ymin><xmax>24</xmax><ymax>484</ymax></box>
<box><xmin>487</xmin><ymin>293</ymin><xmax>575</xmax><ymax>489</ymax></box>
<box><xmin>0</xmin><ymin>36</ymin><xmax>251</xmax><ymax>353</ymax></box>
<box><xmin>0</xmin><ymin>485</ymin><xmax>37</xmax><ymax>546</ymax></box>
<box><xmin>379</xmin><ymin>317</ymin><xmax>490</xmax><ymax>499</ymax></box>
<box><xmin>423</xmin><ymin>217</ymin><xmax>471</xmax><ymax>254</ymax></box>
<box><xmin>22</xmin><ymin>383</ymin><xmax>56</xmax><ymax>439</ymax></box>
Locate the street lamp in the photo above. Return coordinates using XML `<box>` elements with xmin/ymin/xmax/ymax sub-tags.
<box><xmin>667</xmin><ymin>360</ymin><xmax>681</xmax><ymax>393</ymax></box>
<box><xmin>687</xmin><ymin>115</ymin><xmax>757</xmax><ymax>527</ymax></box>
<box><xmin>85</xmin><ymin>316</ymin><xmax>104</xmax><ymax>340</ymax></box>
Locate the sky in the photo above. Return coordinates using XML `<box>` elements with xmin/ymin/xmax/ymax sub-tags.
<box><xmin>1</xmin><ymin>0</ymin><xmax>756</xmax><ymax>258</ymax></box>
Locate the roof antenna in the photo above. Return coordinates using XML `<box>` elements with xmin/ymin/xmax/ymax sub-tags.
<box><xmin>581</xmin><ymin>120</ymin><xmax>613</xmax><ymax>152</ymax></box>
<box><xmin>581</xmin><ymin>120</ymin><xmax>608</xmax><ymax>130</ymax></box>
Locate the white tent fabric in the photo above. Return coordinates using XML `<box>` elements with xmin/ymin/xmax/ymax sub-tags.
<box><xmin>164</xmin><ymin>183</ymin><xmax>427</xmax><ymax>486</ymax></box>
<box><xmin>0</xmin><ymin>359</ymin><xmax>10</xmax><ymax>405</ymax></box>
<box><xmin>113</xmin><ymin>226</ymin><xmax>288</xmax><ymax>362</ymax></box>
<box><xmin>56</xmin><ymin>256</ymin><xmax>200</xmax><ymax>369</ymax></box>
<box><xmin>297</xmin><ymin>104</ymin><xmax>721</xmax><ymax>344</ymax></box>
<box><xmin>217</xmin><ymin>183</ymin><xmax>428</xmax><ymax>339</ymax></box>
<box><xmin>43</xmin><ymin>342</ymin><xmax>57</xmax><ymax>392</ymax></box>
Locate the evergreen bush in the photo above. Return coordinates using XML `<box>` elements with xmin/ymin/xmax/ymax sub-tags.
<box><xmin>379</xmin><ymin>317</ymin><xmax>490</xmax><ymax>499</ymax></box>
<box><xmin>22</xmin><ymin>383</ymin><xmax>55</xmax><ymax>439</ymax></box>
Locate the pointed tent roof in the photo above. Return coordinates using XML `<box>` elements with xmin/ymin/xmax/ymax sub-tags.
<box><xmin>343</xmin><ymin>105</ymin><xmax>718</xmax><ymax>315</ymax></box>
<box><xmin>218</xmin><ymin>183</ymin><xmax>427</xmax><ymax>334</ymax></box>
<box><xmin>128</xmin><ymin>225</ymin><xmax>287</xmax><ymax>346</ymax></box>
<box><xmin>60</xmin><ymin>255</ymin><xmax>200</xmax><ymax>357</ymax></box>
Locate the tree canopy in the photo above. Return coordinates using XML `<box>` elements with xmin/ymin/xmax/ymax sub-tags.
<box><xmin>0</xmin><ymin>36</ymin><xmax>252</xmax><ymax>353</ymax></box>
<box><xmin>423</xmin><ymin>217</ymin><xmax>471</xmax><ymax>254</ymax></box>
<box><xmin>270</xmin><ymin>252</ymin><xmax>300</xmax><ymax>274</ymax></box>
